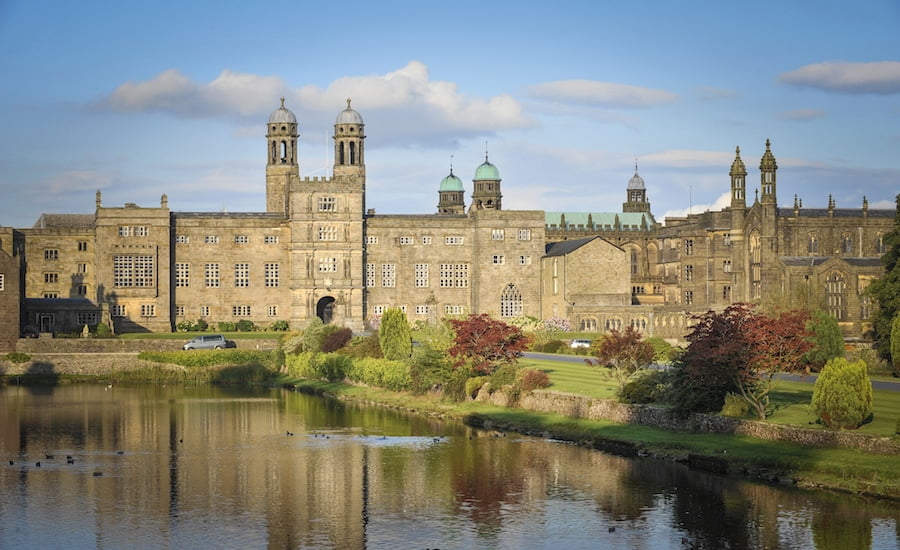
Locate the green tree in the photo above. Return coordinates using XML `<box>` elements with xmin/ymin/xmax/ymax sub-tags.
<box><xmin>588</xmin><ymin>326</ymin><xmax>655</xmax><ymax>392</ymax></box>
<box><xmin>379</xmin><ymin>308</ymin><xmax>412</xmax><ymax>361</ymax></box>
<box><xmin>301</xmin><ymin>317</ymin><xmax>327</xmax><ymax>352</ymax></box>
<box><xmin>812</xmin><ymin>358</ymin><xmax>873</xmax><ymax>429</ymax></box>
<box><xmin>868</xmin><ymin>193</ymin><xmax>900</xmax><ymax>365</ymax></box>
<box><xmin>804</xmin><ymin>311</ymin><xmax>845</xmax><ymax>371</ymax></box>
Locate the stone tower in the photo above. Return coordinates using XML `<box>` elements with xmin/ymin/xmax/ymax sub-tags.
<box><xmin>622</xmin><ymin>161</ymin><xmax>651</xmax><ymax>213</ymax></box>
<box><xmin>469</xmin><ymin>153</ymin><xmax>502</xmax><ymax>211</ymax></box>
<box><xmin>729</xmin><ymin>146</ymin><xmax>748</xmax><ymax>301</ymax></box>
<box><xmin>266</xmin><ymin>98</ymin><xmax>299</xmax><ymax>216</ymax></box>
<box><xmin>437</xmin><ymin>164</ymin><xmax>466</xmax><ymax>215</ymax></box>
<box><xmin>333</xmin><ymin>98</ymin><xmax>365</xmax><ymax>180</ymax></box>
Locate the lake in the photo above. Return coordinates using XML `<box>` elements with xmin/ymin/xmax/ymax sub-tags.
<box><xmin>1</xmin><ymin>384</ymin><xmax>897</xmax><ymax>549</ymax></box>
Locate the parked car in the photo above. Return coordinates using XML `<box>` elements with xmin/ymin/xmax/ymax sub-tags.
<box><xmin>182</xmin><ymin>334</ymin><xmax>236</xmax><ymax>350</ymax></box>
<box><xmin>570</xmin><ymin>339</ymin><xmax>593</xmax><ymax>349</ymax></box>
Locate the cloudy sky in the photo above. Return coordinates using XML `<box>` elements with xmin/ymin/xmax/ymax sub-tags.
<box><xmin>1</xmin><ymin>1</ymin><xmax>898</xmax><ymax>229</ymax></box>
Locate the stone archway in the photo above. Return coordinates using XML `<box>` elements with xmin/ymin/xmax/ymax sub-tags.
<box><xmin>316</xmin><ymin>296</ymin><xmax>336</xmax><ymax>324</ymax></box>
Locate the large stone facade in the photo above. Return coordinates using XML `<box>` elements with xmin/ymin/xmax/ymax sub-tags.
<box><xmin>0</xmin><ymin>100</ymin><xmax>895</xmax><ymax>344</ymax></box>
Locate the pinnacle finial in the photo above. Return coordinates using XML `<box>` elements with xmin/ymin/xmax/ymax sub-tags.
<box><xmin>634</xmin><ymin>158</ymin><xmax>639</xmax><ymax>173</ymax></box>
<box><xmin>347</xmin><ymin>97</ymin><xmax>352</xmax><ymax>110</ymax></box>
<box><xmin>280</xmin><ymin>97</ymin><xmax>285</xmax><ymax>108</ymax></box>
<box><xmin>450</xmin><ymin>154</ymin><xmax>454</xmax><ymax>175</ymax></box>
<box><xmin>735</xmin><ymin>146</ymin><xmax>741</xmax><ymax>156</ymax></box>
<box><xmin>765</xmin><ymin>138</ymin><xmax>771</xmax><ymax>149</ymax></box>
<box><xmin>484</xmin><ymin>141</ymin><xmax>489</xmax><ymax>162</ymax></box>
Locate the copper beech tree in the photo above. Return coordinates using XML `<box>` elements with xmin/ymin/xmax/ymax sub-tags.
<box><xmin>447</xmin><ymin>314</ymin><xmax>531</xmax><ymax>375</ymax></box>
<box><xmin>677</xmin><ymin>303</ymin><xmax>812</xmax><ymax>419</ymax></box>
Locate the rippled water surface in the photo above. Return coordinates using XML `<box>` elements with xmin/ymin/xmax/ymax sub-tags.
<box><xmin>1</xmin><ymin>384</ymin><xmax>897</xmax><ymax>549</ymax></box>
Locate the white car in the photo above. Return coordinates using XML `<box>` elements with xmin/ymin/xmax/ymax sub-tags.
<box><xmin>570</xmin><ymin>339</ymin><xmax>592</xmax><ymax>349</ymax></box>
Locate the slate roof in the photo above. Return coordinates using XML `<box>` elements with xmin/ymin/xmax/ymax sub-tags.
<box><xmin>544</xmin><ymin>236</ymin><xmax>599</xmax><ymax>257</ymax></box>
<box><xmin>32</xmin><ymin>214</ymin><xmax>95</xmax><ymax>229</ymax></box>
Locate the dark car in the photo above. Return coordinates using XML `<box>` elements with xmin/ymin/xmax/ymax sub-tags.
<box><xmin>182</xmin><ymin>334</ymin><xmax>236</xmax><ymax>350</ymax></box>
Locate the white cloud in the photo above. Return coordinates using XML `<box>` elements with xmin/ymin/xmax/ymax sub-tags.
<box><xmin>695</xmin><ymin>87</ymin><xmax>739</xmax><ymax>101</ymax></box>
<box><xmin>660</xmin><ymin>192</ymin><xmax>732</xmax><ymax>222</ymax></box>
<box><xmin>92</xmin><ymin>62</ymin><xmax>532</xmax><ymax>146</ymax></box>
<box><xmin>779</xmin><ymin>61</ymin><xmax>900</xmax><ymax>94</ymax></box>
<box><xmin>528</xmin><ymin>79</ymin><xmax>678</xmax><ymax>108</ymax></box>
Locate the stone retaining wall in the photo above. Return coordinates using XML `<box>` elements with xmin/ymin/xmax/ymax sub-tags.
<box><xmin>0</xmin><ymin>353</ymin><xmax>173</xmax><ymax>376</ymax></box>
<box><xmin>506</xmin><ymin>389</ymin><xmax>900</xmax><ymax>455</ymax></box>
<box><xmin>14</xmin><ymin>337</ymin><xmax>280</xmax><ymax>353</ymax></box>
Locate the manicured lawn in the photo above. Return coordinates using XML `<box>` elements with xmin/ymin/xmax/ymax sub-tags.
<box><xmin>524</xmin><ymin>354</ymin><xmax>900</xmax><ymax>438</ymax></box>
<box><xmin>119</xmin><ymin>331</ymin><xmax>281</xmax><ymax>340</ymax></box>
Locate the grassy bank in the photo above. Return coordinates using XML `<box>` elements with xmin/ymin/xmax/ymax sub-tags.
<box><xmin>286</xmin><ymin>377</ymin><xmax>900</xmax><ymax>500</ymax></box>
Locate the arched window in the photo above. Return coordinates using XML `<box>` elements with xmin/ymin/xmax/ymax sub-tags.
<box><xmin>749</xmin><ymin>230</ymin><xmax>762</xmax><ymax>299</ymax></box>
<box><xmin>807</xmin><ymin>233</ymin><xmax>818</xmax><ymax>254</ymax></box>
<box><xmin>338</xmin><ymin>142</ymin><xmax>345</xmax><ymax>165</ymax></box>
<box><xmin>580</xmin><ymin>318</ymin><xmax>597</xmax><ymax>332</ymax></box>
<box><xmin>841</xmin><ymin>233</ymin><xmax>853</xmax><ymax>255</ymax></box>
<box><xmin>875</xmin><ymin>233</ymin><xmax>885</xmax><ymax>255</ymax></box>
<box><xmin>349</xmin><ymin>141</ymin><xmax>356</xmax><ymax>165</ymax></box>
<box><xmin>825</xmin><ymin>272</ymin><xmax>847</xmax><ymax>321</ymax></box>
<box><xmin>647</xmin><ymin>243</ymin><xmax>658</xmax><ymax>275</ymax></box>
<box><xmin>630</xmin><ymin>248</ymin><xmax>639</xmax><ymax>276</ymax></box>
<box><xmin>500</xmin><ymin>283</ymin><xmax>523</xmax><ymax>318</ymax></box>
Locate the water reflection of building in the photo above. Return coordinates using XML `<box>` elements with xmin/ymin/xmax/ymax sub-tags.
<box><xmin>1</xmin><ymin>386</ymin><xmax>898</xmax><ymax>546</ymax></box>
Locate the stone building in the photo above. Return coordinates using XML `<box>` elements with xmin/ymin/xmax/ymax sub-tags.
<box><xmin>0</xmin><ymin>227</ymin><xmax>22</xmax><ymax>351</ymax></box>
<box><xmin>0</xmin><ymin>100</ymin><xmax>895</xmax><ymax>344</ymax></box>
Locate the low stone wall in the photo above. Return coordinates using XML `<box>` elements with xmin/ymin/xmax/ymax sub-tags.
<box><xmin>15</xmin><ymin>337</ymin><xmax>280</xmax><ymax>354</ymax></box>
<box><xmin>0</xmin><ymin>353</ymin><xmax>174</xmax><ymax>376</ymax></box>
<box><xmin>509</xmin><ymin>390</ymin><xmax>900</xmax><ymax>455</ymax></box>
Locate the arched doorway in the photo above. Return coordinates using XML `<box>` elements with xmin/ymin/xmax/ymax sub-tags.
<box><xmin>316</xmin><ymin>296</ymin><xmax>336</xmax><ymax>324</ymax></box>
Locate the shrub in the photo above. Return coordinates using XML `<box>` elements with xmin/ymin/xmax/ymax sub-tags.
<box><xmin>543</xmin><ymin>316</ymin><xmax>571</xmax><ymax>332</ymax></box>
<box><xmin>804</xmin><ymin>311</ymin><xmax>845</xmax><ymax>370</ymax></box>
<box><xmin>490</xmin><ymin>363</ymin><xmax>519</xmax><ymax>388</ymax></box>
<box><xmin>217</xmin><ymin>321</ymin><xmax>236</xmax><ymax>332</ymax></box>
<box><xmin>284</xmin><ymin>352</ymin><xmax>350</xmax><ymax>382</ymax></box>
<box><xmin>94</xmin><ymin>322</ymin><xmax>113</xmax><ymax>338</ymax></box>
<box><xmin>4</xmin><ymin>352</ymin><xmax>32</xmax><ymax>364</ymax></box>
<box><xmin>466</xmin><ymin>376</ymin><xmax>491</xmax><ymax>399</ymax></box>
<box><xmin>342</xmin><ymin>333</ymin><xmax>383</xmax><ymax>359</ymax></box>
<box><xmin>301</xmin><ymin>317</ymin><xmax>327</xmax><ymax>353</ymax></box>
<box><xmin>720</xmin><ymin>392</ymin><xmax>750</xmax><ymax>418</ymax></box>
<box><xmin>280</xmin><ymin>331</ymin><xmax>304</xmax><ymax>355</ymax></box>
<box><xmin>812</xmin><ymin>358</ymin><xmax>873</xmax><ymax>429</ymax></box>
<box><xmin>537</xmin><ymin>340</ymin><xmax>566</xmax><ymax>354</ymax></box>
<box><xmin>379</xmin><ymin>308</ymin><xmax>412</xmax><ymax>361</ymax></box>
<box><xmin>408</xmin><ymin>345</ymin><xmax>450</xmax><ymax>394</ymax></box>
<box><xmin>645</xmin><ymin>337</ymin><xmax>674</xmax><ymax>363</ymax></box>
<box><xmin>345</xmin><ymin>357</ymin><xmax>410</xmax><ymax>391</ymax></box>
<box><xmin>270</xmin><ymin>320</ymin><xmax>290</xmax><ymax>332</ymax></box>
<box><xmin>321</xmin><ymin>327</ymin><xmax>353</xmax><ymax>353</ymax></box>
<box><xmin>138</xmin><ymin>350</ymin><xmax>274</xmax><ymax>369</ymax></box>
<box><xmin>619</xmin><ymin>369</ymin><xmax>671</xmax><ymax>404</ymax></box>
<box><xmin>517</xmin><ymin>368</ymin><xmax>551</xmax><ymax>392</ymax></box>
<box><xmin>235</xmin><ymin>319</ymin><xmax>256</xmax><ymax>332</ymax></box>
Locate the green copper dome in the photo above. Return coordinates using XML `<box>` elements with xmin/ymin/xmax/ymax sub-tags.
<box><xmin>439</xmin><ymin>170</ymin><xmax>464</xmax><ymax>192</ymax></box>
<box><xmin>474</xmin><ymin>155</ymin><xmax>500</xmax><ymax>181</ymax></box>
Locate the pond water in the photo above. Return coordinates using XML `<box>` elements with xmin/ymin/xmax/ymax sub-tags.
<box><xmin>0</xmin><ymin>384</ymin><xmax>897</xmax><ymax>549</ymax></box>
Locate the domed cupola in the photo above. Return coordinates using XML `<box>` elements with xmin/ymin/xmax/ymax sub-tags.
<box><xmin>269</xmin><ymin>97</ymin><xmax>298</xmax><ymax>125</ymax></box>
<box><xmin>333</xmin><ymin>98</ymin><xmax>366</xmax><ymax>178</ymax></box>
<box><xmin>623</xmin><ymin>160</ymin><xmax>650</xmax><ymax>213</ymax></box>
<box><xmin>437</xmin><ymin>161</ymin><xmax>466</xmax><ymax>215</ymax></box>
<box><xmin>470</xmin><ymin>151</ymin><xmax>502</xmax><ymax>211</ymax></box>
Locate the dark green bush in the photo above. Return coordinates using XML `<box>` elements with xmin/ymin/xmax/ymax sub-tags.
<box><xmin>217</xmin><ymin>321</ymin><xmax>236</xmax><ymax>332</ymax></box>
<box><xmin>235</xmin><ymin>319</ymin><xmax>256</xmax><ymax>332</ymax></box>
<box><xmin>490</xmin><ymin>363</ymin><xmax>519</xmax><ymax>388</ymax></box>
<box><xmin>379</xmin><ymin>308</ymin><xmax>412</xmax><ymax>361</ymax></box>
<box><xmin>408</xmin><ymin>345</ymin><xmax>450</xmax><ymax>394</ymax></box>
<box><xmin>619</xmin><ymin>369</ymin><xmax>671</xmax><ymax>404</ymax></box>
<box><xmin>345</xmin><ymin>356</ymin><xmax>410</xmax><ymax>390</ymax></box>
<box><xmin>138</xmin><ymin>350</ymin><xmax>275</xmax><ymax>369</ymax></box>
<box><xmin>645</xmin><ymin>337</ymin><xmax>675</xmax><ymax>362</ymax></box>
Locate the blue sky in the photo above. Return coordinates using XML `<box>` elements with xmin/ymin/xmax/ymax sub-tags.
<box><xmin>1</xmin><ymin>0</ymin><xmax>898</xmax><ymax>229</ymax></box>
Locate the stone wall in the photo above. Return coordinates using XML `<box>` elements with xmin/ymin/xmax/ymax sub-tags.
<box><xmin>14</xmin><ymin>337</ymin><xmax>280</xmax><ymax>354</ymax></box>
<box><xmin>510</xmin><ymin>390</ymin><xmax>899</xmax><ymax>455</ymax></box>
<box><xmin>0</xmin><ymin>353</ymin><xmax>169</xmax><ymax>376</ymax></box>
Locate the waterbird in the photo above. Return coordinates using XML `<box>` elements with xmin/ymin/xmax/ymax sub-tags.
<box><xmin>35</xmin><ymin>461</ymin><xmax>41</xmax><ymax>467</ymax></box>
<box><xmin>116</xmin><ymin>451</ymin><xmax>124</xmax><ymax>455</ymax></box>
<box><xmin>8</xmin><ymin>460</ymin><xmax>13</xmax><ymax>465</ymax></box>
<box><xmin>93</xmin><ymin>472</ymin><xmax>102</xmax><ymax>477</ymax></box>
<box><xmin>45</xmin><ymin>454</ymin><xmax>54</xmax><ymax>459</ymax></box>
<box><xmin>67</xmin><ymin>457</ymin><xmax>74</xmax><ymax>464</ymax></box>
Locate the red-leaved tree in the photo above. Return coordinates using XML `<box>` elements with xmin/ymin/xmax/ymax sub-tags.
<box><xmin>447</xmin><ymin>314</ymin><xmax>531</xmax><ymax>374</ymax></box>
<box><xmin>587</xmin><ymin>325</ymin><xmax>655</xmax><ymax>391</ymax></box>
<box><xmin>678</xmin><ymin>303</ymin><xmax>811</xmax><ymax>419</ymax></box>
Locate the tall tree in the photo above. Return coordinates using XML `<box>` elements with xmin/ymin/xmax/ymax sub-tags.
<box><xmin>447</xmin><ymin>314</ymin><xmax>531</xmax><ymax>375</ymax></box>
<box><xmin>868</xmin><ymin>193</ymin><xmax>900</xmax><ymax>365</ymax></box>
<box><xmin>804</xmin><ymin>311</ymin><xmax>845</xmax><ymax>371</ymax></box>
<box><xmin>587</xmin><ymin>326</ymin><xmax>655</xmax><ymax>391</ymax></box>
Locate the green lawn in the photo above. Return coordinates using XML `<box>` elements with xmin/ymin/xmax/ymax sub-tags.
<box><xmin>119</xmin><ymin>331</ymin><xmax>282</xmax><ymax>341</ymax></box>
<box><xmin>523</xmin><ymin>355</ymin><xmax>900</xmax><ymax>437</ymax></box>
